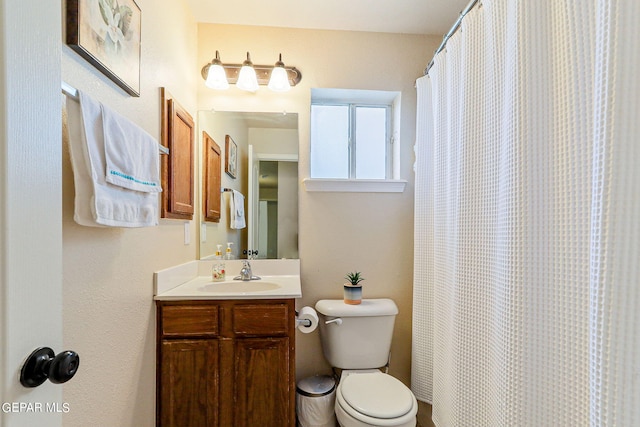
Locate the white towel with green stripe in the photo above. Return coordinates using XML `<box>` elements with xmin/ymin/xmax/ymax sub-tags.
<box><xmin>101</xmin><ymin>103</ymin><xmax>161</xmax><ymax>193</ymax></box>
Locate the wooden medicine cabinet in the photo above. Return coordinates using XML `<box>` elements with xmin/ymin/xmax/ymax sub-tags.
<box><xmin>161</xmin><ymin>88</ymin><xmax>194</xmax><ymax>219</ymax></box>
<box><xmin>202</xmin><ymin>131</ymin><xmax>222</xmax><ymax>222</ymax></box>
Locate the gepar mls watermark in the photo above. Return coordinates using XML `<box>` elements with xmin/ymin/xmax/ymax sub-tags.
<box><xmin>2</xmin><ymin>402</ymin><xmax>70</xmax><ymax>413</ymax></box>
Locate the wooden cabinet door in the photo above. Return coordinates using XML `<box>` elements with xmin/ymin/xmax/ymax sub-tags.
<box><xmin>160</xmin><ymin>88</ymin><xmax>195</xmax><ymax>220</ymax></box>
<box><xmin>233</xmin><ymin>338</ymin><xmax>292</xmax><ymax>427</ymax></box>
<box><xmin>168</xmin><ymin>100</ymin><xmax>195</xmax><ymax>217</ymax></box>
<box><xmin>159</xmin><ymin>340</ymin><xmax>219</xmax><ymax>427</ymax></box>
<box><xmin>202</xmin><ymin>132</ymin><xmax>221</xmax><ymax>222</ymax></box>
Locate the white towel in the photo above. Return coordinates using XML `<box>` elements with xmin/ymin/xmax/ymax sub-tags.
<box><xmin>101</xmin><ymin>103</ymin><xmax>161</xmax><ymax>193</ymax></box>
<box><xmin>65</xmin><ymin>99</ymin><xmax>103</xmax><ymax>227</ymax></box>
<box><xmin>230</xmin><ymin>190</ymin><xmax>246</xmax><ymax>229</ymax></box>
<box><xmin>66</xmin><ymin>91</ymin><xmax>159</xmax><ymax>227</ymax></box>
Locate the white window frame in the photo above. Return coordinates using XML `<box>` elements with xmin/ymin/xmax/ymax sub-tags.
<box><xmin>305</xmin><ymin>88</ymin><xmax>406</xmax><ymax>193</ymax></box>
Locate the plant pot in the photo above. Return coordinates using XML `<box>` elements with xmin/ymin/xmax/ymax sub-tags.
<box><xmin>343</xmin><ymin>284</ymin><xmax>362</xmax><ymax>305</ymax></box>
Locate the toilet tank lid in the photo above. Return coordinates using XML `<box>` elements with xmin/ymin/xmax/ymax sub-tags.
<box><xmin>315</xmin><ymin>299</ymin><xmax>398</xmax><ymax>317</ymax></box>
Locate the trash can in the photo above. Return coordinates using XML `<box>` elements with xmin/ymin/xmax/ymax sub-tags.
<box><xmin>296</xmin><ymin>375</ymin><xmax>337</xmax><ymax>427</ymax></box>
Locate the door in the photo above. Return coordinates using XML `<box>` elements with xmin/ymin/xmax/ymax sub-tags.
<box><xmin>1</xmin><ymin>0</ymin><xmax>64</xmax><ymax>426</ymax></box>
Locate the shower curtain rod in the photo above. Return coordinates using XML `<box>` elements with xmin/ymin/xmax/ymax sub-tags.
<box><xmin>424</xmin><ymin>0</ymin><xmax>480</xmax><ymax>75</ymax></box>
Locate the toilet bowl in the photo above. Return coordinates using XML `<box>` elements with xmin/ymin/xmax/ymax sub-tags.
<box><xmin>334</xmin><ymin>370</ymin><xmax>417</xmax><ymax>427</ymax></box>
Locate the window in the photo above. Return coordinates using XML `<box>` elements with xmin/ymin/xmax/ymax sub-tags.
<box><xmin>306</xmin><ymin>88</ymin><xmax>406</xmax><ymax>193</ymax></box>
<box><xmin>311</xmin><ymin>103</ymin><xmax>390</xmax><ymax>179</ymax></box>
<box><xmin>310</xmin><ymin>104</ymin><xmax>350</xmax><ymax>178</ymax></box>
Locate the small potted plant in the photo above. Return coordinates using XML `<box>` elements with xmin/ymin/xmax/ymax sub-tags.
<box><xmin>343</xmin><ymin>271</ymin><xmax>365</xmax><ymax>305</ymax></box>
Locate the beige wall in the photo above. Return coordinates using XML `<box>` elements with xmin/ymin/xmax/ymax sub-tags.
<box><xmin>277</xmin><ymin>161</ymin><xmax>299</xmax><ymax>259</ymax></box>
<box><xmin>249</xmin><ymin>127</ymin><xmax>299</xmax><ymax>155</ymax></box>
<box><xmin>197</xmin><ymin>24</ymin><xmax>440</xmax><ymax>384</ymax></box>
<box><xmin>61</xmin><ymin>0</ymin><xmax>197</xmax><ymax>426</ymax></box>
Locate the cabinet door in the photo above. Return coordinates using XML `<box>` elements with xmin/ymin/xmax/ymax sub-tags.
<box><xmin>202</xmin><ymin>132</ymin><xmax>221</xmax><ymax>222</ymax></box>
<box><xmin>168</xmin><ymin>100</ymin><xmax>195</xmax><ymax>217</ymax></box>
<box><xmin>160</xmin><ymin>88</ymin><xmax>195</xmax><ymax>220</ymax></box>
<box><xmin>160</xmin><ymin>340</ymin><xmax>218</xmax><ymax>427</ymax></box>
<box><xmin>233</xmin><ymin>338</ymin><xmax>292</xmax><ymax>427</ymax></box>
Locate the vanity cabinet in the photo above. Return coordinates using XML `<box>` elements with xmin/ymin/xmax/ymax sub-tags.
<box><xmin>156</xmin><ymin>299</ymin><xmax>295</xmax><ymax>427</ymax></box>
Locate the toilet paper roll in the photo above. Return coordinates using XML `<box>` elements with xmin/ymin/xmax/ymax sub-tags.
<box><xmin>296</xmin><ymin>306</ymin><xmax>319</xmax><ymax>333</ymax></box>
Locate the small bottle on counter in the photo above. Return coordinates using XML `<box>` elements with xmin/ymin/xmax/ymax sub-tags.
<box><xmin>212</xmin><ymin>245</ymin><xmax>226</xmax><ymax>281</ymax></box>
<box><xmin>225</xmin><ymin>242</ymin><xmax>235</xmax><ymax>260</ymax></box>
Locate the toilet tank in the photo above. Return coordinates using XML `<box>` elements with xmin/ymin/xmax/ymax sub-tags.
<box><xmin>315</xmin><ymin>299</ymin><xmax>398</xmax><ymax>369</ymax></box>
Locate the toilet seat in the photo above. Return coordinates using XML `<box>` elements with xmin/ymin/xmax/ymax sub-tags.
<box><xmin>336</xmin><ymin>371</ymin><xmax>417</xmax><ymax>426</ymax></box>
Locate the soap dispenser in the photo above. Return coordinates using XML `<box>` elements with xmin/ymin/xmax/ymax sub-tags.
<box><xmin>212</xmin><ymin>245</ymin><xmax>225</xmax><ymax>281</ymax></box>
<box><xmin>225</xmin><ymin>242</ymin><xmax>235</xmax><ymax>260</ymax></box>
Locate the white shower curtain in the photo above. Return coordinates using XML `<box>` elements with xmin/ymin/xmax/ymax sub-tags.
<box><xmin>412</xmin><ymin>1</ymin><xmax>640</xmax><ymax>426</ymax></box>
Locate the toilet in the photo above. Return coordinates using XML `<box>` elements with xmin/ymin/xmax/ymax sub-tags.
<box><xmin>315</xmin><ymin>299</ymin><xmax>418</xmax><ymax>427</ymax></box>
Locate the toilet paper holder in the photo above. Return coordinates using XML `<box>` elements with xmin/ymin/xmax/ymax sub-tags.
<box><xmin>296</xmin><ymin>317</ymin><xmax>312</xmax><ymax>328</ymax></box>
<box><xmin>295</xmin><ymin>306</ymin><xmax>319</xmax><ymax>333</ymax></box>
<box><xmin>295</xmin><ymin>310</ymin><xmax>314</xmax><ymax>327</ymax></box>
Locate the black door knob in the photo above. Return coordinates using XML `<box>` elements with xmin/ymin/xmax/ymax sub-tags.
<box><xmin>20</xmin><ymin>347</ymin><xmax>80</xmax><ymax>388</ymax></box>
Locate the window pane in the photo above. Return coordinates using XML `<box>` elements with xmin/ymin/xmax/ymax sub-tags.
<box><xmin>355</xmin><ymin>106</ymin><xmax>387</xmax><ymax>179</ymax></box>
<box><xmin>310</xmin><ymin>105</ymin><xmax>349</xmax><ymax>179</ymax></box>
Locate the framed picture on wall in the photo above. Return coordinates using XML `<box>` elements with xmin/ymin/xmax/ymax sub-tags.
<box><xmin>225</xmin><ymin>135</ymin><xmax>238</xmax><ymax>179</ymax></box>
<box><xmin>66</xmin><ymin>0</ymin><xmax>142</xmax><ymax>97</ymax></box>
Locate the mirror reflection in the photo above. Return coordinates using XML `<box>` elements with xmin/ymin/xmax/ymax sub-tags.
<box><xmin>198</xmin><ymin>111</ymin><xmax>299</xmax><ymax>260</ymax></box>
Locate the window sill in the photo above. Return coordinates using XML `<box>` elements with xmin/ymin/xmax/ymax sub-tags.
<box><xmin>303</xmin><ymin>178</ymin><xmax>407</xmax><ymax>193</ymax></box>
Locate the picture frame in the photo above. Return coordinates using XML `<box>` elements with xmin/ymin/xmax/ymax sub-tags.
<box><xmin>66</xmin><ymin>0</ymin><xmax>142</xmax><ymax>97</ymax></box>
<box><xmin>225</xmin><ymin>135</ymin><xmax>238</xmax><ymax>179</ymax></box>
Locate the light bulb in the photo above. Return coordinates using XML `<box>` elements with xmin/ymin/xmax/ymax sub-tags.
<box><xmin>236</xmin><ymin>52</ymin><xmax>259</xmax><ymax>92</ymax></box>
<box><xmin>204</xmin><ymin>51</ymin><xmax>229</xmax><ymax>90</ymax></box>
<box><xmin>268</xmin><ymin>54</ymin><xmax>291</xmax><ymax>92</ymax></box>
<box><xmin>206</xmin><ymin>64</ymin><xmax>229</xmax><ymax>90</ymax></box>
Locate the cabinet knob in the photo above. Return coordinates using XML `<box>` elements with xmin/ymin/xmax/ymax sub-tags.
<box><xmin>20</xmin><ymin>347</ymin><xmax>80</xmax><ymax>388</ymax></box>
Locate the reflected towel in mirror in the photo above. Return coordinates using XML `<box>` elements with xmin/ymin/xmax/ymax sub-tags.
<box><xmin>230</xmin><ymin>190</ymin><xmax>246</xmax><ymax>229</ymax></box>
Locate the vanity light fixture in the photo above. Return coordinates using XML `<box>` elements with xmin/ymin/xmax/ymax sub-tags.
<box><xmin>201</xmin><ymin>51</ymin><xmax>302</xmax><ymax>92</ymax></box>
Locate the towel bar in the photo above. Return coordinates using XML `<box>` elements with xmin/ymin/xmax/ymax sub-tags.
<box><xmin>61</xmin><ymin>81</ymin><xmax>169</xmax><ymax>156</ymax></box>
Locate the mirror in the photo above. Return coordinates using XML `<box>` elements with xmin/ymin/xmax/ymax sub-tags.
<box><xmin>197</xmin><ymin>111</ymin><xmax>299</xmax><ymax>260</ymax></box>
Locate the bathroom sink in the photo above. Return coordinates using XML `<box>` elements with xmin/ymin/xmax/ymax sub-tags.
<box><xmin>155</xmin><ymin>272</ymin><xmax>302</xmax><ymax>300</ymax></box>
<box><xmin>199</xmin><ymin>280</ymin><xmax>281</xmax><ymax>293</ymax></box>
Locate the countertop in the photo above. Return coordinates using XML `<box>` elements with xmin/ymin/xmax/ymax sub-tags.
<box><xmin>154</xmin><ymin>259</ymin><xmax>301</xmax><ymax>300</ymax></box>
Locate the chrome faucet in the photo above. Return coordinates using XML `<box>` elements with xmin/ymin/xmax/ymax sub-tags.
<box><xmin>234</xmin><ymin>260</ymin><xmax>261</xmax><ymax>281</ymax></box>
